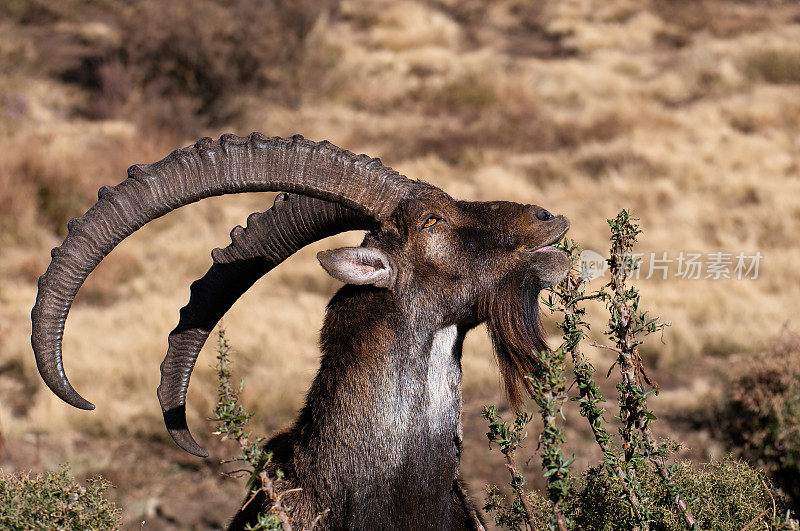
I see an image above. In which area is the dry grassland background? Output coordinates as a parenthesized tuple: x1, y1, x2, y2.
(1, 0, 800, 527)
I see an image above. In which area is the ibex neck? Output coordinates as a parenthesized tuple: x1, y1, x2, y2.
(292, 285, 464, 527)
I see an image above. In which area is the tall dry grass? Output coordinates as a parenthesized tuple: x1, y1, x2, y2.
(1, 0, 800, 525)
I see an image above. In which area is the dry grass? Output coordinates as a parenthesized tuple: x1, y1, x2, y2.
(2, 0, 800, 525)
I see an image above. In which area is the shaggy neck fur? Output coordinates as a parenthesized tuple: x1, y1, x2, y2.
(288, 285, 467, 529)
(232, 273, 545, 530)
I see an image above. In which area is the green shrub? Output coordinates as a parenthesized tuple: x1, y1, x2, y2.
(0, 467, 120, 530)
(746, 50, 800, 85)
(716, 335, 800, 509)
(515, 455, 797, 530)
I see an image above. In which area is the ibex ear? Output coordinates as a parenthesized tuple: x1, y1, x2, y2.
(317, 247, 395, 288)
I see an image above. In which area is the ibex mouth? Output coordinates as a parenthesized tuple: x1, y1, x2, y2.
(530, 245, 559, 253)
(523, 224, 570, 254)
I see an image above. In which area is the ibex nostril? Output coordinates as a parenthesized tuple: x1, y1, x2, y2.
(535, 208, 554, 221)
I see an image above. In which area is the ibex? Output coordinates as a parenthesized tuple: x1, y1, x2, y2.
(32, 134, 570, 529)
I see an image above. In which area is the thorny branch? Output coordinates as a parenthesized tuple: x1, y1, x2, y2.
(602, 211, 695, 529)
(213, 327, 327, 530)
(482, 406, 541, 531)
(533, 387, 570, 531)
(526, 355, 570, 531)
(505, 453, 539, 531)
(547, 253, 645, 525)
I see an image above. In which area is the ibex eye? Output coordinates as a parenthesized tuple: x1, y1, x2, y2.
(422, 216, 439, 229)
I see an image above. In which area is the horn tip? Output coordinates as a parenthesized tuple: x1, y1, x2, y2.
(34, 356, 96, 411)
(163, 406, 209, 458)
(169, 428, 209, 458)
(55, 385, 95, 410)
(76, 399, 96, 411)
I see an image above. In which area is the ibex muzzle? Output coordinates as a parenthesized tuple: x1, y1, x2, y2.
(32, 134, 570, 529)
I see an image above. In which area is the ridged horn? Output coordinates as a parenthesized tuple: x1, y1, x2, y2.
(158, 192, 374, 456)
(32, 133, 419, 413)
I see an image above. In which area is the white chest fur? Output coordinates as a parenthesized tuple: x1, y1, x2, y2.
(426, 325, 462, 436)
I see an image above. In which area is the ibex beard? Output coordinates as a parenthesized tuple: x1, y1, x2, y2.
(487, 266, 554, 409)
(31, 134, 570, 530)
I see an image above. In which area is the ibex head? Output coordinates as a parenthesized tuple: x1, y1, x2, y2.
(319, 187, 569, 406)
(32, 134, 569, 457)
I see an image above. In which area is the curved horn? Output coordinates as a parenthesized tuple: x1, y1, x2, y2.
(159, 192, 374, 456)
(32, 133, 419, 412)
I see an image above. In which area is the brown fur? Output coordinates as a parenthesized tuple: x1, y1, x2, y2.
(485, 270, 548, 409)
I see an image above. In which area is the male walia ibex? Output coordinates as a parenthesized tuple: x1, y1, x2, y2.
(32, 134, 571, 529)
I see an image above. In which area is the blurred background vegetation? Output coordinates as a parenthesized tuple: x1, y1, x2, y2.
(1, 0, 799, 527)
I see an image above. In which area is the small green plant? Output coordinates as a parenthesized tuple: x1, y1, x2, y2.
(482, 405, 545, 530)
(214, 327, 270, 475)
(213, 327, 291, 530)
(213, 327, 327, 531)
(483, 210, 799, 530)
(527, 343, 572, 531)
(0, 466, 120, 530)
(596, 210, 694, 528)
